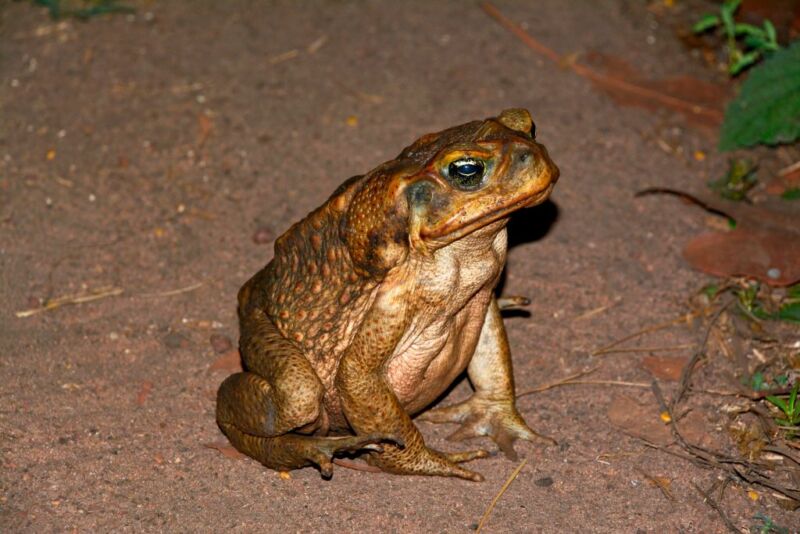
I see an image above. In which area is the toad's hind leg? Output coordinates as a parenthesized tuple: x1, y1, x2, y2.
(217, 381, 397, 477)
(216, 311, 398, 477)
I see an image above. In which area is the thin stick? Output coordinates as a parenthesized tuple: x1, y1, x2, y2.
(476, 459, 527, 534)
(564, 380, 650, 388)
(671, 300, 731, 411)
(139, 282, 203, 298)
(590, 313, 697, 356)
(636, 467, 675, 502)
(572, 302, 617, 322)
(480, 2, 724, 122)
(15, 286, 124, 318)
(693, 482, 743, 534)
(778, 159, 800, 177)
(517, 371, 649, 398)
(517, 367, 598, 398)
(594, 344, 694, 356)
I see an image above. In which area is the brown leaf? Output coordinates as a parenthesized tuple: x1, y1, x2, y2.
(607, 396, 671, 445)
(136, 380, 153, 406)
(203, 441, 246, 460)
(639, 189, 800, 287)
(641, 355, 689, 381)
(208, 349, 242, 373)
(684, 228, 800, 286)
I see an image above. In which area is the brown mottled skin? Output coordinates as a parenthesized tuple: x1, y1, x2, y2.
(216, 109, 559, 481)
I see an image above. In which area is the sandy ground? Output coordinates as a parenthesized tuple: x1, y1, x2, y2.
(1, 1, 797, 532)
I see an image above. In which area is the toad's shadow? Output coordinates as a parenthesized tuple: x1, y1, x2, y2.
(495, 198, 560, 316)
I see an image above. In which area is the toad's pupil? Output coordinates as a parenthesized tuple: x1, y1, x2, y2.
(448, 159, 485, 189)
(454, 163, 480, 176)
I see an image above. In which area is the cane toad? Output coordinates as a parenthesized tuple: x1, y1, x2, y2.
(217, 108, 559, 481)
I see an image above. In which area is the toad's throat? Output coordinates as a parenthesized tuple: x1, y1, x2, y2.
(421, 183, 554, 240)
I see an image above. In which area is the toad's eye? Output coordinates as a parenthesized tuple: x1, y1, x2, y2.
(447, 159, 485, 190)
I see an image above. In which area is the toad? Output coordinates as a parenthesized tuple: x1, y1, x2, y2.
(216, 108, 559, 481)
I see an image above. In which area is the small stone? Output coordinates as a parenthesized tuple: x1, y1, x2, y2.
(210, 333, 233, 354)
(252, 226, 274, 244)
(163, 331, 189, 349)
(534, 476, 554, 487)
(767, 267, 781, 279)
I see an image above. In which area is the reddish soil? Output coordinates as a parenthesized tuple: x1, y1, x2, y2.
(1, 1, 797, 532)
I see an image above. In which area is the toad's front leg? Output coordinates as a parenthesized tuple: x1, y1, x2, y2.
(419, 298, 555, 459)
(335, 288, 488, 482)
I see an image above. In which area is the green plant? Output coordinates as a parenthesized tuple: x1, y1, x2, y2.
(719, 42, 800, 151)
(34, 0, 134, 20)
(729, 281, 800, 324)
(693, 0, 779, 75)
(707, 158, 757, 201)
(766, 381, 800, 435)
(750, 512, 790, 534)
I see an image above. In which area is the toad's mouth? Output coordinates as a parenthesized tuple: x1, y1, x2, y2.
(421, 182, 555, 241)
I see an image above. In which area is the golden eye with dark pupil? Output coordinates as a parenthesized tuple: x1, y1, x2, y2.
(447, 159, 485, 190)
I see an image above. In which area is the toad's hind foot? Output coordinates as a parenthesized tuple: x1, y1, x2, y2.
(219, 422, 403, 479)
(419, 396, 556, 461)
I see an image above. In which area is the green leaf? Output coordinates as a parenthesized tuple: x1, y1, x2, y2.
(721, 0, 740, 36)
(719, 42, 800, 150)
(764, 20, 777, 45)
(767, 395, 789, 412)
(781, 188, 800, 200)
(743, 34, 767, 50)
(693, 14, 720, 33)
(775, 375, 789, 387)
(787, 284, 800, 299)
(734, 23, 765, 38)
(701, 284, 720, 298)
(778, 302, 800, 323)
(752, 371, 765, 391)
(729, 50, 760, 75)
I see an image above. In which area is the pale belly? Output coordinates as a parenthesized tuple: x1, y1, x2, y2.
(386, 290, 493, 415)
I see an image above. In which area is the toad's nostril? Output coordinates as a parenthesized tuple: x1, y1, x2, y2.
(519, 153, 529, 162)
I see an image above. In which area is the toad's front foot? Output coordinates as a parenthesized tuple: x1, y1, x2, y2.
(418, 397, 556, 460)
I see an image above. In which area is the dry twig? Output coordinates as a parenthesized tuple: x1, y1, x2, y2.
(138, 282, 203, 299)
(480, 2, 724, 122)
(593, 344, 694, 356)
(15, 286, 123, 318)
(693, 482, 743, 534)
(517, 368, 650, 398)
(671, 300, 732, 411)
(590, 313, 697, 356)
(476, 459, 527, 534)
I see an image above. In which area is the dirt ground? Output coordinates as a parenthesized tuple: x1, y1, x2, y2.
(1, 1, 798, 532)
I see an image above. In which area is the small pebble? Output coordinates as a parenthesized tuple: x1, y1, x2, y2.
(210, 333, 233, 354)
(534, 476, 554, 487)
(163, 331, 189, 349)
(767, 267, 780, 279)
(252, 226, 274, 244)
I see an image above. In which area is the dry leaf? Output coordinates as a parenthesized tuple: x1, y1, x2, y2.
(607, 396, 671, 445)
(641, 355, 689, 381)
(640, 189, 800, 286)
